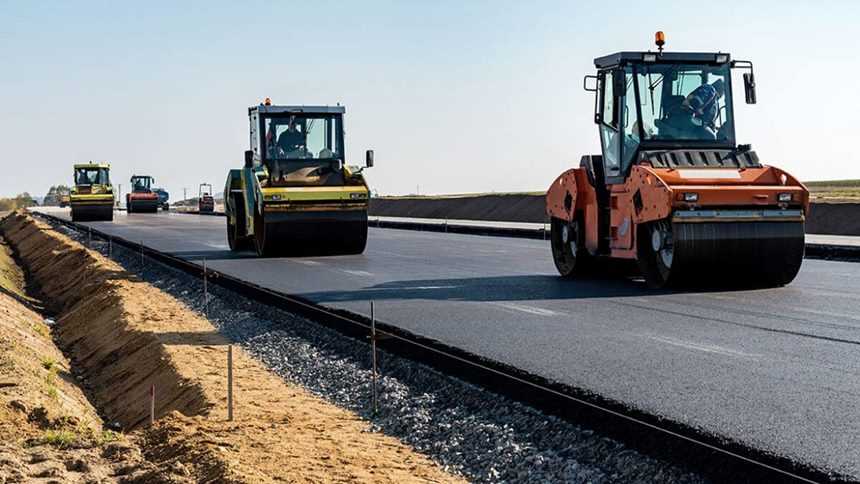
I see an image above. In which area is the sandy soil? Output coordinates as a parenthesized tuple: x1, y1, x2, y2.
(1, 212, 462, 483)
(0, 236, 183, 483)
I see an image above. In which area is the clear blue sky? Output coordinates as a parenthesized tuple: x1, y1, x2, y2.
(1, 0, 857, 199)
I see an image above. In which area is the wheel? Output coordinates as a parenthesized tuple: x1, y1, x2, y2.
(550, 217, 590, 277)
(637, 219, 674, 288)
(227, 219, 239, 251)
(253, 209, 270, 257)
(228, 195, 252, 252)
(227, 216, 252, 252)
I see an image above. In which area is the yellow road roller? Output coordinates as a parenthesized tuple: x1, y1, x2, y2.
(70, 162, 114, 222)
(225, 100, 374, 256)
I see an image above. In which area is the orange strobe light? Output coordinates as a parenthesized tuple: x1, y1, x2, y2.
(655, 31, 666, 52)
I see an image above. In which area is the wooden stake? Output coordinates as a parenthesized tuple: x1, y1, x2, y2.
(149, 383, 155, 426)
(202, 258, 208, 316)
(371, 301, 378, 415)
(227, 344, 234, 422)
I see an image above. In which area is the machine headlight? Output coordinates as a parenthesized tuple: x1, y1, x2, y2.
(350, 192, 367, 200)
(643, 53, 657, 63)
(683, 192, 699, 202)
(715, 54, 729, 63)
(266, 194, 281, 201)
(778, 193, 792, 202)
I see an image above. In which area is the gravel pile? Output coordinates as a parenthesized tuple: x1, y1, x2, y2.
(58, 226, 703, 483)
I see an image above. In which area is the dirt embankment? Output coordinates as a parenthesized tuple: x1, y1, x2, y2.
(370, 195, 860, 236)
(0, 236, 162, 483)
(1, 212, 462, 483)
(370, 194, 547, 224)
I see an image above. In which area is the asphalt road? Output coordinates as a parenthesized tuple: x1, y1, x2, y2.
(38, 208, 860, 478)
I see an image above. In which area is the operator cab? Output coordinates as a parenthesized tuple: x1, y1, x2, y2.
(587, 32, 757, 185)
(247, 102, 346, 187)
(75, 166, 110, 187)
(130, 175, 154, 193)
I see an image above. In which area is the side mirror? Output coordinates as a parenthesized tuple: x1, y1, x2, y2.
(583, 75, 598, 92)
(365, 149, 374, 168)
(743, 72, 757, 104)
(244, 150, 253, 168)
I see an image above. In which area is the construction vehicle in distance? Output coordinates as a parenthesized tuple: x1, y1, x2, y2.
(546, 33, 808, 288)
(126, 175, 159, 213)
(153, 187, 170, 210)
(225, 99, 373, 256)
(70, 162, 115, 222)
(198, 184, 214, 213)
(59, 193, 70, 208)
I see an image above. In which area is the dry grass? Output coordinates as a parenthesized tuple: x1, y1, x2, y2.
(805, 180, 860, 202)
(379, 181, 860, 202)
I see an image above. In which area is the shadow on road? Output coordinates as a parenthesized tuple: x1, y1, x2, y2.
(169, 250, 258, 261)
(301, 275, 666, 303)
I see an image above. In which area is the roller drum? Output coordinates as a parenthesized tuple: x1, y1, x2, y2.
(71, 203, 114, 222)
(255, 209, 368, 256)
(668, 221, 804, 287)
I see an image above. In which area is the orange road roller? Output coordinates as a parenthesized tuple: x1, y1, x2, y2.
(126, 175, 159, 213)
(546, 34, 809, 288)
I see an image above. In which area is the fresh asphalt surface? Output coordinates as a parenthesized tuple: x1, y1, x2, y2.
(40, 208, 860, 478)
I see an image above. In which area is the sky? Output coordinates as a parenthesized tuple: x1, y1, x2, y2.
(1, 0, 858, 200)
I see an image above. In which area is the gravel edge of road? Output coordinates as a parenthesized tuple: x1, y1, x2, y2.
(53, 225, 703, 484)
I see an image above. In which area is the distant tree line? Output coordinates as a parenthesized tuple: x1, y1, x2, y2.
(0, 193, 37, 211)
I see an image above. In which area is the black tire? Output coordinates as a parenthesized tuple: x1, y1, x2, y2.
(227, 219, 239, 251)
(637, 220, 674, 288)
(227, 195, 251, 252)
(550, 217, 593, 278)
(253, 209, 270, 257)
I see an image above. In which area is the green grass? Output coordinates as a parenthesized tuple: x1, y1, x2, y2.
(805, 179, 860, 188)
(97, 430, 120, 445)
(41, 358, 56, 371)
(36, 429, 77, 449)
(32, 323, 48, 338)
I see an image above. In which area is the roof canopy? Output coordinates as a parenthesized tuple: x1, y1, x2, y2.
(594, 51, 731, 69)
(74, 162, 110, 169)
(250, 105, 346, 115)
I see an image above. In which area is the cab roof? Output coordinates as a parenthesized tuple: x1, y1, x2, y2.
(74, 162, 110, 169)
(594, 51, 731, 69)
(249, 105, 346, 115)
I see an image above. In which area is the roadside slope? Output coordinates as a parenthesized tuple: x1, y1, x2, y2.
(0, 235, 167, 483)
(1, 212, 463, 483)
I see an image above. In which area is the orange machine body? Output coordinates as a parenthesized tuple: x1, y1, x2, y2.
(547, 162, 809, 261)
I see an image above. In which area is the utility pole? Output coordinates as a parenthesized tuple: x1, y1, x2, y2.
(183, 187, 187, 204)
